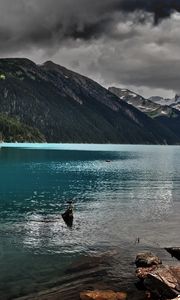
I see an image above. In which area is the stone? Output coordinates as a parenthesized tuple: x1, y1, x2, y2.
(165, 248, 180, 261)
(136, 265, 158, 279)
(135, 252, 162, 268)
(135, 252, 180, 299)
(80, 290, 127, 300)
(144, 265, 180, 299)
(116, 292, 127, 300)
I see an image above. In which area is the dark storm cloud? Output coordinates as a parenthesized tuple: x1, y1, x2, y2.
(0, 0, 180, 49)
(0, 0, 113, 52)
(119, 0, 180, 24)
(0, 0, 180, 96)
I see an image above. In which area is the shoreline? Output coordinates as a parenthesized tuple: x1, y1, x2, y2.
(12, 246, 179, 300)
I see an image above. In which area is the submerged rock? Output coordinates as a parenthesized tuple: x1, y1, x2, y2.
(135, 252, 162, 268)
(80, 290, 127, 300)
(61, 208, 73, 227)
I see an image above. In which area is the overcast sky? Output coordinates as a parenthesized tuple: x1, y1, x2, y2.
(0, 0, 180, 98)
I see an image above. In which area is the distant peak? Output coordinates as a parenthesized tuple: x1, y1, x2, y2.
(43, 60, 63, 68)
(175, 94, 180, 102)
(43, 60, 56, 67)
(42, 60, 68, 72)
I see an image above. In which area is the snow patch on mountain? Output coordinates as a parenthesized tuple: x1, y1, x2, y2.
(149, 94, 180, 111)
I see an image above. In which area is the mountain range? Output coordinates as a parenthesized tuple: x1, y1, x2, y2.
(0, 58, 179, 144)
(149, 95, 180, 111)
(109, 87, 180, 142)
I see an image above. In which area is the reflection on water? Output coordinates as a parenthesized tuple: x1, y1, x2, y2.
(0, 145, 180, 299)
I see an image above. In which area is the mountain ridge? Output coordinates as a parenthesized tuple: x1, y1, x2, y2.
(0, 58, 179, 144)
(109, 86, 180, 140)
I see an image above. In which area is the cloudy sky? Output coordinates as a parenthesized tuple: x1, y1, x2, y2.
(0, 0, 180, 98)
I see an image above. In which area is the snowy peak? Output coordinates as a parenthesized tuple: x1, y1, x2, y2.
(175, 94, 180, 103)
(109, 87, 142, 100)
(149, 96, 174, 106)
(109, 87, 161, 113)
(149, 94, 180, 111)
(109, 87, 180, 118)
(109, 86, 180, 142)
(171, 96, 180, 111)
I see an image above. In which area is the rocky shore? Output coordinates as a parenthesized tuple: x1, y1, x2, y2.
(135, 251, 180, 299)
(79, 251, 180, 300)
(15, 248, 180, 300)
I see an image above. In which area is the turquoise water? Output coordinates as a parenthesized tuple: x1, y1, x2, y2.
(0, 144, 180, 299)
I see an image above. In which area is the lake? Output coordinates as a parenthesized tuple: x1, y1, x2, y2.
(0, 144, 179, 299)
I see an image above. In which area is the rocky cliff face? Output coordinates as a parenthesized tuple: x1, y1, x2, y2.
(0, 58, 179, 144)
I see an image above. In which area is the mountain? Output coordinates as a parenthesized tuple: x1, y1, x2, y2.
(149, 94, 180, 111)
(0, 113, 45, 142)
(108, 88, 161, 114)
(108, 87, 178, 118)
(170, 94, 180, 111)
(0, 58, 179, 144)
(109, 87, 180, 140)
(149, 96, 174, 107)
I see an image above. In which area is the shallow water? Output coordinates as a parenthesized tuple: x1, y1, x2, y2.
(0, 144, 179, 299)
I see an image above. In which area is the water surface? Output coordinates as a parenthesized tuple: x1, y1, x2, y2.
(0, 144, 179, 299)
